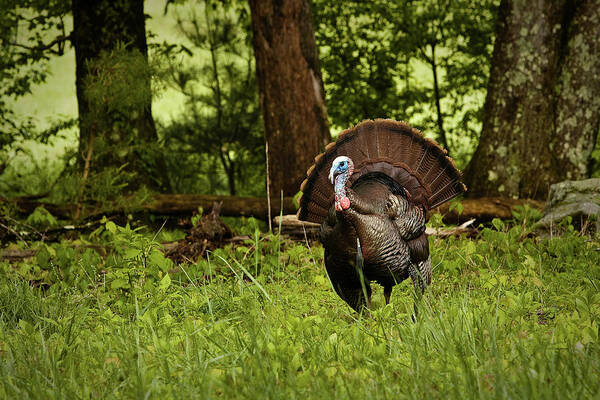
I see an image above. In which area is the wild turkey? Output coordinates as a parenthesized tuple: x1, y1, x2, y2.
(297, 119, 466, 311)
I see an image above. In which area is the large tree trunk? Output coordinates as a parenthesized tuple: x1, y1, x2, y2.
(249, 0, 331, 197)
(464, 0, 600, 200)
(72, 0, 170, 192)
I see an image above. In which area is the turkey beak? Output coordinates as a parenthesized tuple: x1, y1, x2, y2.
(328, 165, 337, 184)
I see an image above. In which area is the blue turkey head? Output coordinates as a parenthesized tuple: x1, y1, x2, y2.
(329, 156, 354, 184)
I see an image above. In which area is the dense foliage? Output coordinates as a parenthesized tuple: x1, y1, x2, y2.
(313, 0, 497, 165)
(0, 0, 501, 198)
(0, 0, 69, 138)
(0, 0, 71, 177)
(2, 0, 599, 199)
(158, 1, 264, 196)
(0, 215, 599, 398)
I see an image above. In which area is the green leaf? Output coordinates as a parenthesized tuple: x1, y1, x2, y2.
(491, 218, 505, 231)
(111, 278, 129, 290)
(36, 245, 52, 270)
(464, 241, 476, 256)
(124, 248, 140, 259)
(293, 191, 302, 208)
(449, 200, 464, 216)
(158, 273, 171, 291)
(106, 221, 117, 234)
(149, 250, 172, 272)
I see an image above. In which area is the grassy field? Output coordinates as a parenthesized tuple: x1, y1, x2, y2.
(0, 217, 599, 399)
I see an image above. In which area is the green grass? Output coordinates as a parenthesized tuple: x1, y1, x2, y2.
(0, 220, 599, 399)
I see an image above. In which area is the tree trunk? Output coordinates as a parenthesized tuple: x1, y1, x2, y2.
(464, 0, 600, 200)
(430, 44, 448, 152)
(72, 0, 170, 192)
(249, 0, 331, 197)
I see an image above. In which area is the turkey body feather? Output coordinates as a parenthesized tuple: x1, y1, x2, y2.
(298, 120, 465, 311)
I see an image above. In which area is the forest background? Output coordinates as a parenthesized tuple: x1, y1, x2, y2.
(2, 0, 598, 208)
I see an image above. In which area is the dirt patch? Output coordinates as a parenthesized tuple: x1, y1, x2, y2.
(165, 202, 233, 263)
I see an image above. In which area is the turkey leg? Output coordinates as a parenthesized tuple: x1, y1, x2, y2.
(355, 237, 371, 308)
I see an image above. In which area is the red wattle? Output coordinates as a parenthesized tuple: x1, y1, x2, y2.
(340, 197, 350, 210)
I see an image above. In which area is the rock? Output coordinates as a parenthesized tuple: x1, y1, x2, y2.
(534, 179, 600, 234)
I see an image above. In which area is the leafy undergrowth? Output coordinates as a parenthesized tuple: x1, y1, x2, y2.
(0, 219, 599, 399)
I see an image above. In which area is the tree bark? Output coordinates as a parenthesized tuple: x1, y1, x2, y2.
(249, 0, 331, 197)
(464, 0, 600, 200)
(72, 0, 170, 192)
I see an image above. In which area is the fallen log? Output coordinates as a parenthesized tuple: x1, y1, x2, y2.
(425, 219, 478, 238)
(0, 249, 37, 262)
(0, 243, 108, 263)
(433, 197, 544, 224)
(1, 194, 543, 223)
(0, 197, 73, 219)
(1, 194, 296, 221)
(0, 217, 112, 244)
(146, 194, 296, 219)
(274, 214, 320, 240)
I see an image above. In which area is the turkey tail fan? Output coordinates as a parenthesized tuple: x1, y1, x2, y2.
(297, 119, 466, 224)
